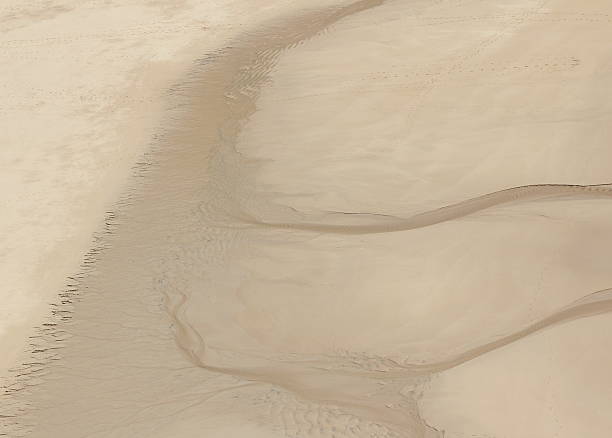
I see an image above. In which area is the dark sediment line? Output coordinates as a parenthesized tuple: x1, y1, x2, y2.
(232, 183, 612, 235)
(397, 288, 612, 374)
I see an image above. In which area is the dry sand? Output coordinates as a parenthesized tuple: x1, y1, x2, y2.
(2, 0, 612, 437)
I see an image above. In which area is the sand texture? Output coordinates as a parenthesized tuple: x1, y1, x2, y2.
(2, 0, 612, 437)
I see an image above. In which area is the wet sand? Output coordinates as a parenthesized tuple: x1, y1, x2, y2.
(3, 0, 612, 437)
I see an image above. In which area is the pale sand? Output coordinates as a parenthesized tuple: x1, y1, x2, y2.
(2, 0, 612, 437)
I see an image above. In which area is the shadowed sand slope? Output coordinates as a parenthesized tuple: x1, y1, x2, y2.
(3, 0, 612, 437)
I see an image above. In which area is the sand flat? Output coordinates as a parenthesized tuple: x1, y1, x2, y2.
(231, 1, 612, 434)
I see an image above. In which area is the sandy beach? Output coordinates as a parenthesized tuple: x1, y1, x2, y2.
(2, 0, 612, 436)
